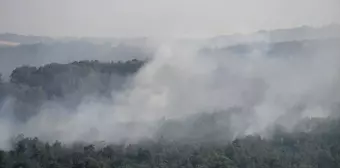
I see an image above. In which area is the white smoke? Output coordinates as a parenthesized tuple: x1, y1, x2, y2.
(1, 36, 340, 148)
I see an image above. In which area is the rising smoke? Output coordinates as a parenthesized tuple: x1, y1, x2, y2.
(1, 35, 340, 149)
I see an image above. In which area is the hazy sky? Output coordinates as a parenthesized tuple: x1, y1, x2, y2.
(0, 0, 339, 38)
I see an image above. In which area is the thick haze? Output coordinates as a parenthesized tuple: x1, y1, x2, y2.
(0, 0, 340, 149)
(1, 38, 340, 149)
(1, 0, 339, 38)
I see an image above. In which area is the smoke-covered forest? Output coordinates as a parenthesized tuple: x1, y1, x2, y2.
(0, 26, 339, 167)
(2, 0, 340, 166)
(1, 61, 340, 168)
(0, 60, 145, 122)
(3, 117, 340, 168)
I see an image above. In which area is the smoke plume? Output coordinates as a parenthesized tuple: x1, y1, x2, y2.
(1, 35, 340, 149)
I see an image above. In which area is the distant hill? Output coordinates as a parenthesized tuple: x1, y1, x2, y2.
(0, 33, 54, 45)
(201, 37, 340, 59)
(0, 41, 152, 79)
(3, 25, 339, 47)
(208, 24, 340, 47)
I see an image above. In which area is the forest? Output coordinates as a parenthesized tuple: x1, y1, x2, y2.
(1, 0, 340, 164)
(0, 60, 145, 121)
(0, 117, 340, 168)
(0, 27, 340, 167)
(0, 59, 340, 167)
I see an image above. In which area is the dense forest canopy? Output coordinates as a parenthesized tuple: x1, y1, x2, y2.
(0, 60, 145, 122)
(0, 117, 340, 168)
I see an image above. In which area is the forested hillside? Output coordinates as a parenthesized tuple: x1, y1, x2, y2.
(0, 59, 340, 168)
(0, 33, 340, 168)
(1, 0, 339, 164)
(0, 41, 151, 79)
(0, 60, 145, 121)
(0, 117, 340, 168)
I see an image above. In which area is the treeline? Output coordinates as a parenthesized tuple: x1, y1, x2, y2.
(0, 117, 339, 168)
(0, 41, 152, 78)
(9, 59, 144, 94)
(0, 59, 145, 121)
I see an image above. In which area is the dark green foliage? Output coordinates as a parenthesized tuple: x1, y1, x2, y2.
(10, 59, 144, 90)
(0, 60, 145, 121)
(0, 118, 339, 168)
